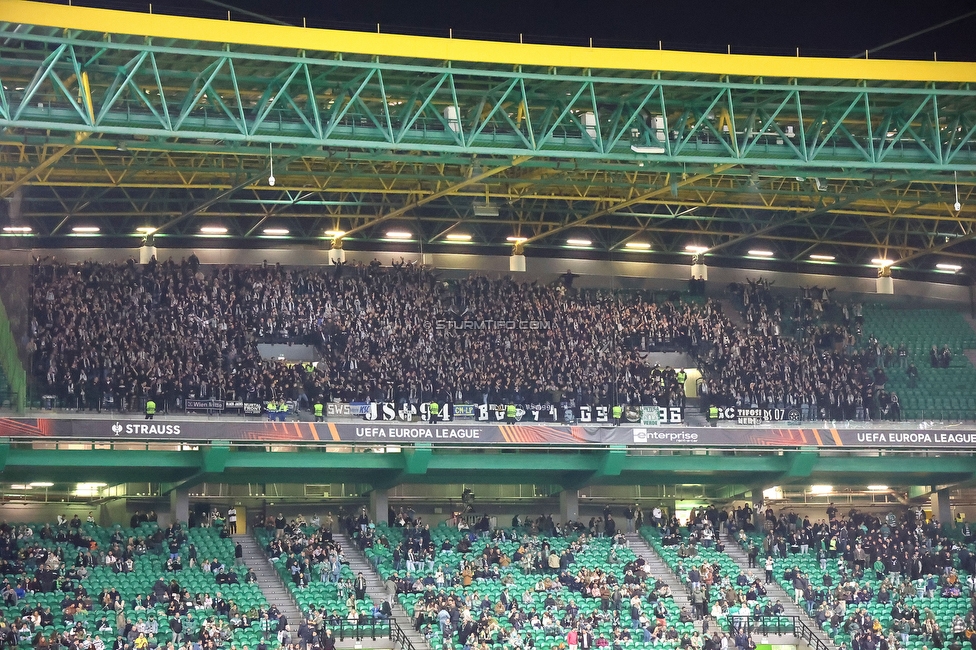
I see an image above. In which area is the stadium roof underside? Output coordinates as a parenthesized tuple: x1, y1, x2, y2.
(1, 1, 976, 277)
(2, 442, 974, 496)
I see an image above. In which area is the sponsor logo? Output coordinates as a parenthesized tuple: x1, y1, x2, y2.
(112, 423, 182, 436)
(633, 428, 700, 444)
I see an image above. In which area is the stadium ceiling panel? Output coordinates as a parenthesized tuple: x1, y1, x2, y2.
(0, 1, 975, 276)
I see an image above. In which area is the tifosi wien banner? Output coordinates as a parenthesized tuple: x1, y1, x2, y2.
(0, 418, 974, 448)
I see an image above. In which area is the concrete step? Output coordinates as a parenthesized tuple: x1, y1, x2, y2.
(624, 533, 700, 633)
(724, 539, 836, 649)
(233, 533, 305, 623)
(333, 533, 428, 650)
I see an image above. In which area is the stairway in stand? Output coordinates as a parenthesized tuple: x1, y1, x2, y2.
(723, 538, 836, 648)
(334, 531, 429, 650)
(233, 533, 304, 627)
(624, 533, 701, 633)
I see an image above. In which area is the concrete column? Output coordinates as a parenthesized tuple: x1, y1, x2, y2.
(930, 488, 952, 525)
(369, 488, 389, 527)
(559, 489, 580, 524)
(510, 254, 526, 272)
(752, 496, 765, 529)
(169, 488, 189, 527)
(877, 266, 894, 294)
(139, 245, 157, 264)
(328, 245, 345, 265)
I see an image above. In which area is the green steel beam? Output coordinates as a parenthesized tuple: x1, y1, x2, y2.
(1, 445, 975, 489)
(200, 441, 231, 474)
(1, 25, 975, 172)
(371, 443, 433, 490)
(785, 449, 821, 478)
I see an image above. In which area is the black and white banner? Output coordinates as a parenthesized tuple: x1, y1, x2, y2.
(712, 406, 801, 425)
(358, 402, 683, 424)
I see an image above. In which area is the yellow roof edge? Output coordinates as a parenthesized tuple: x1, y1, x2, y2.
(5, 0, 976, 83)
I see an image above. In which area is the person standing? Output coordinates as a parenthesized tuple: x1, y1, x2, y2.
(313, 400, 324, 422)
(145, 398, 156, 420)
(228, 507, 238, 534)
(354, 572, 367, 600)
(612, 404, 622, 426)
(675, 369, 688, 408)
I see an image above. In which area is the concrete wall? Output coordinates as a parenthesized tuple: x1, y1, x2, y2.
(1, 246, 969, 306)
(0, 502, 97, 526)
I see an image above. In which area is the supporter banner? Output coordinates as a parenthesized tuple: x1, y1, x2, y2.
(0, 418, 974, 448)
(243, 403, 262, 416)
(453, 404, 476, 419)
(360, 402, 683, 424)
(327, 402, 372, 417)
(713, 406, 802, 425)
(184, 399, 224, 411)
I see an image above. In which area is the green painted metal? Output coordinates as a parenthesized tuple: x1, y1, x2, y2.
(2, 444, 972, 492)
(0, 298, 26, 413)
(785, 449, 820, 478)
(1, 26, 975, 172)
(201, 441, 231, 474)
(402, 443, 432, 476)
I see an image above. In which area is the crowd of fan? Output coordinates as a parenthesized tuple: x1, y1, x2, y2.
(29, 260, 943, 419)
(702, 279, 903, 420)
(0, 518, 273, 650)
(257, 504, 764, 650)
(28, 260, 713, 411)
(744, 504, 976, 650)
(359, 512, 755, 650)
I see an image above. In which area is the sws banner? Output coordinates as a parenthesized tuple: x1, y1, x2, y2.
(0, 418, 974, 448)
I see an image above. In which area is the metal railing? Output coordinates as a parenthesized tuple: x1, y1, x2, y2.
(391, 617, 418, 650)
(725, 615, 833, 650)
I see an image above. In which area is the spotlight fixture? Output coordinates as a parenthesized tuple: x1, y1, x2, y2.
(268, 143, 276, 187)
(954, 171, 962, 212)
